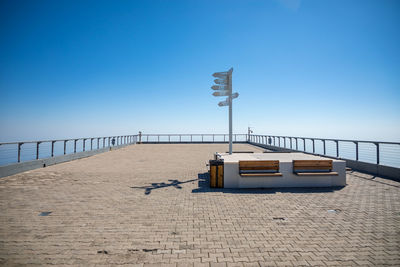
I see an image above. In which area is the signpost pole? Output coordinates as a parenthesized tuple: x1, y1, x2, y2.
(211, 67, 237, 155)
(228, 71, 233, 155)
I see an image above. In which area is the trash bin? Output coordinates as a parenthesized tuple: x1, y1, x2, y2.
(209, 159, 224, 188)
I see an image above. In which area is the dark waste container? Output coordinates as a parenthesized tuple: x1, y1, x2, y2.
(209, 159, 224, 188)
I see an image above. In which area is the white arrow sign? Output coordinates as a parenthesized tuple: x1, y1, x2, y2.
(211, 85, 228, 90)
(212, 90, 230, 97)
(214, 78, 227, 85)
(232, 92, 239, 99)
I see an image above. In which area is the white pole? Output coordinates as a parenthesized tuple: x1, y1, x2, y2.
(228, 70, 233, 154)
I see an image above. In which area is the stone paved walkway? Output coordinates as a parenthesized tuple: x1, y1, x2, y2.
(0, 144, 399, 266)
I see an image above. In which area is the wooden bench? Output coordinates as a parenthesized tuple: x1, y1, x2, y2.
(239, 160, 282, 177)
(292, 160, 338, 176)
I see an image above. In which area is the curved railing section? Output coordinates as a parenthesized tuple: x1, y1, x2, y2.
(249, 134, 400, 169)
(0, 135, 138, 167)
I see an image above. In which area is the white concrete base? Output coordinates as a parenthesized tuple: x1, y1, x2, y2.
(219, 153, 346, 188)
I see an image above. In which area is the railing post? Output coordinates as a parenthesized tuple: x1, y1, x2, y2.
(335, 140, 339, 158)
(51, 141, 55, 157)
(323, 140, 326, 155)
(273, 137, 276, 146)
(202, 134, 204, 142)
(18, 142, 22, 162)
(284, 137, 286, 148)
(36, 142, 40, 159)
(103, 137, 105, 148)
(289, 137, 292, 149)
(91, 138, 93, 150)
(295, 138, 298, 150)
(180, 135, 182, 142)
(354, 141, 358, 161)
(312, 139, 315, 153)
(213, 134, 214, 142)
(278, 137, 281, 147)
(158, 135, 160, 142)
(191, 135, 192, 142)
(169, 135, 171, 143)
(74, 140, 77, 153)
(375, 143, 380, 165)
(97, 138, 99, 149)
(83, 139, 86, 151)
(64, 140, 67, 155)
(303, 138, 306, 151)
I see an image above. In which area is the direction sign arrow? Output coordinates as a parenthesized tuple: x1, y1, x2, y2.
(212, 90, 230, 97)
(214, 78, 227, 85)
(218, 100, 229, 107)
(211, 85, 228, 90)
(232, 92, 239, 99)
(213, 72, 228, 78)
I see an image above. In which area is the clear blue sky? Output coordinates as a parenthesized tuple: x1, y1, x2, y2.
(1, 0, 399, 142)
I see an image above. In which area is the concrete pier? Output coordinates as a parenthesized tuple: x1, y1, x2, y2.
(0, 144, 399, 266)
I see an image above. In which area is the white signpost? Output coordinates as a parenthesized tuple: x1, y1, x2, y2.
(211, 68, 239, 155)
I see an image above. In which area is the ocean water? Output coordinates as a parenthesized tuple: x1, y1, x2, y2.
(0, 134, 399, 168)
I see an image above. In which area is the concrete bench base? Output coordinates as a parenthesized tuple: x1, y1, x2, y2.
(219, 152, 346, 188)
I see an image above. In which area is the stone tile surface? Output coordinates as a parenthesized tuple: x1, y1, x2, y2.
(0, 144, 399, 266)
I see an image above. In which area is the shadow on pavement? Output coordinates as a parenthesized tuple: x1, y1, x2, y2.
(131, 178, 198, 195)
(192, 172, 345, 194)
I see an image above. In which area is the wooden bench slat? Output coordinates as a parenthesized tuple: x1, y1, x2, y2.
(241, 173, 283, 177)
(293, 166, 331, 170)
(293, 160, 332, 163)
(293, 161, 332, 166)
(239, 161, 279, 167)
(239, 160, 281, 177)
(292, 160, 337, 176)
(240, 166, 280, 170)
(295, 172, 338, 176)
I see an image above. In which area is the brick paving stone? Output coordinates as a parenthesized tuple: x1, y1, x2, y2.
(0, 143, 399, 266)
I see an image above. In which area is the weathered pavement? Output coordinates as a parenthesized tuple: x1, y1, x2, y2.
(0, 143, 399, 266)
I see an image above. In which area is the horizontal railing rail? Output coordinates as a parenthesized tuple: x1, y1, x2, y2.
(0, 135, 138, 166)
(139, 133, 248, 143)
(249, 134, 400, 168)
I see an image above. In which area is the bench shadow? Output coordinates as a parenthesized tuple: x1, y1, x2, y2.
(192, 172, 345, 194)
(131, 178, 198, 195)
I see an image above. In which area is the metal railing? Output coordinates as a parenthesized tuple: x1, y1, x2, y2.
(0, 135, 138, 166)
(249, 134, 400, 168)
(2, 132, 398, 169)
(139, 133, 248, 143)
